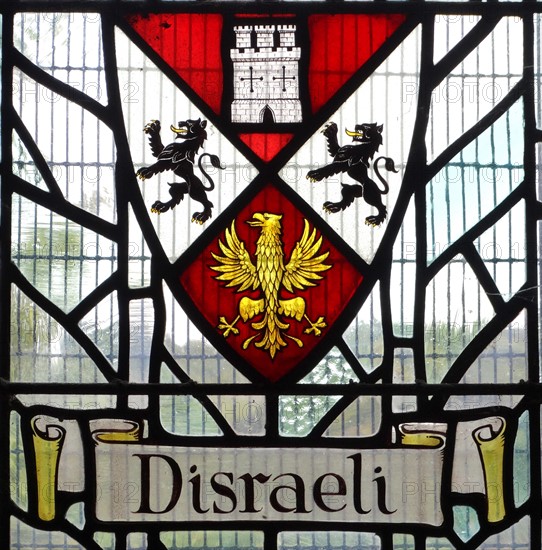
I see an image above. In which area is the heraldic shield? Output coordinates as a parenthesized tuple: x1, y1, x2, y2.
(123, 10, 406, 382)
(179, 185, 364, 382)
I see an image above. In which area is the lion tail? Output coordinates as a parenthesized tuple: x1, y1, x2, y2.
(373, 156, 398, 195)
(198, 153, 225, 191)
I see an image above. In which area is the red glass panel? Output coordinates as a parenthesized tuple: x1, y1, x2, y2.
(308, 14, 407, 113)
(180, 184, 364, 382)
(127, 13, 224, 114)
(238, 133, 295, 162)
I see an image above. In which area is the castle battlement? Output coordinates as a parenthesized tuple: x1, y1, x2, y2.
(276, 47, 300, 54)
(256, 26, 274, 48)
(233, 26, 252, 49)
(231, 48, 300, 61)
(277, 24, 295, 47)
(254, 25, 275, 33)
(230, 22, 302, 124)
(232, 23, 299, 51)
(233, 25, 253, 33)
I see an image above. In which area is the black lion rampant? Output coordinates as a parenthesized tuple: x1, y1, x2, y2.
(306, 122, 398, 226)
(136, 118, 224, 224)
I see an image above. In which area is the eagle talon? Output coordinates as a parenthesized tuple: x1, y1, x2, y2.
(218, 316, 240, 338)
(304, 315, 327, 337)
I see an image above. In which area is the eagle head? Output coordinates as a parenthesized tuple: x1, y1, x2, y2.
(247, 212, 283, 231)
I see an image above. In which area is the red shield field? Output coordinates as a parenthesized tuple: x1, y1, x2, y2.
(179, 184, 364, 382)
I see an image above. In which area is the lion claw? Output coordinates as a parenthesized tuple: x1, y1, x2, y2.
(143, 119, 160, 134)
(137, 167, 153, 180)
(191, 212, 211, 224)
(323, 202, 341, 214)
(151, 201, 172, 214)
(322, 122, 337, 136)
(365, 216, 384, 226)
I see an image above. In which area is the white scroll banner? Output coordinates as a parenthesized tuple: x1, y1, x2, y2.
(93, 434, 445, 525)
(30, 415, 507, 525)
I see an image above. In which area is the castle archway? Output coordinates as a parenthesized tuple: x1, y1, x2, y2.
(260, 105, 275, 124)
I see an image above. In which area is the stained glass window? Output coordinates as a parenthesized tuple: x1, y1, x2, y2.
(1, 1, 541, 549)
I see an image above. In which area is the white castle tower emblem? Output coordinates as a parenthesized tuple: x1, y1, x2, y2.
(230, 24, 302, 124)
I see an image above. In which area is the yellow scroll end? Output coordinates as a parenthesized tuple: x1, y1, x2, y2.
(93, 420, 141, 443)
(473, 418, 506, 523)
(32, 418, 66, 522)
(399, 424, 446, 448)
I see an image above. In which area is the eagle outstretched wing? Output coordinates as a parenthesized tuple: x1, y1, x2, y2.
(283, 220, 332, 293)
(210, 221, 259, 292)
